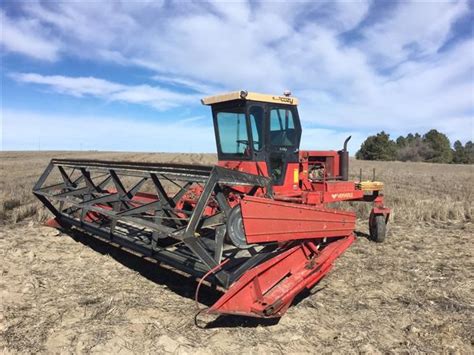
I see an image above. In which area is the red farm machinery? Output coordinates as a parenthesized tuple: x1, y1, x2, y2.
(33, 91, 390, 318)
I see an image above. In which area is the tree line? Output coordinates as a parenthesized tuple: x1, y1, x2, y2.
(355, 129, 473, 164)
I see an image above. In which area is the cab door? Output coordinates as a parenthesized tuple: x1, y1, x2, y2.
(266, 106, 301, 185)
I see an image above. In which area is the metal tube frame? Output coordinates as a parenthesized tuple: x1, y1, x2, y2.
(33, 159, 275, 288)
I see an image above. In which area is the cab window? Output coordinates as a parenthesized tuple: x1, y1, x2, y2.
(216, 110, 249, 155)
(269, 108, 297, 146)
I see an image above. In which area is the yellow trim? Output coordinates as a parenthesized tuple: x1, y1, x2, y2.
(357, 181, 384, 191)
(201, 91, 299, 106)
(293, 168, 299, 184)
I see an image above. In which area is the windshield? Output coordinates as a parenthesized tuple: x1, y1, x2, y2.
(269, 108, 297, 146)
(216, 110, 249, 155)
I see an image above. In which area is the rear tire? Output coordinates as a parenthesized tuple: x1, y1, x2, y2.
(369, 214, 386, 243)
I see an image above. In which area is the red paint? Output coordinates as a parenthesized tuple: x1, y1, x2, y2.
(45, 217, 62, 228)
(240, 196, 356, 243)
(208, 234, 355, 317)
(206, 150, 390, 317)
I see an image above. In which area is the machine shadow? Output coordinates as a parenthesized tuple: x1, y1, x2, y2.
(203, 285, 327, 328)
(62, 228, 221, 307)
(355, 230, 371, 240)
(57, 228, 334, 329)
(60, 229, 284, 328)
(203, 314, 280, 328)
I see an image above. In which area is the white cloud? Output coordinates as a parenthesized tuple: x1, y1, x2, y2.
(209, 0, 251, 24)
(11, 73, 200, 110)
(11, 73, 122, 96)
(329, 0, 372, 32)
(1, 0, 472, 149)
(24, 2, 139, 50)
(0, 10, 60, 61)
(297, 38, 474, 140)
(361, 0, 469, 67)
(151, 74, 220, 95)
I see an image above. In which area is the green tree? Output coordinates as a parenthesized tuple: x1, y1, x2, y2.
(358, 130, 471, 164)
(422, 129, 452, 163)
(396, 136, 407, 148)
(465, 141, 474, 164)
(452, 140, 465, 163)
(453, 140, 474, 164)
(396, 133, 427, 161)
(356, 131, 397, 161)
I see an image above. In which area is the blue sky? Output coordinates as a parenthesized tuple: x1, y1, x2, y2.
(1, 0, 473, 153)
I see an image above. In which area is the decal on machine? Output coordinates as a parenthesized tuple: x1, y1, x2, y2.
(331, 192, 354, 199)
(272, 96, 294, 104)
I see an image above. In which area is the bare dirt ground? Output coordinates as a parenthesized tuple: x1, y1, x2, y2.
(1, 152, 473, 353)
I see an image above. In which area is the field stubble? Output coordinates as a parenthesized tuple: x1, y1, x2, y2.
(1, 151, 472, 225)
(0, 151, 473, 353)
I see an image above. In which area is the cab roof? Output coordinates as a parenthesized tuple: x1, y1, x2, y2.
(201, 91, 299, 106)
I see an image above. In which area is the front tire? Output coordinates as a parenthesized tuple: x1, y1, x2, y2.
(369, 214, 386, 243)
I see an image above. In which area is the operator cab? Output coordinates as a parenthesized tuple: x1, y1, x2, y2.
(202, 90, 302, 185)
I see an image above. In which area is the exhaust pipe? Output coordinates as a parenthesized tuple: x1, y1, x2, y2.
(339, 136, 351, 181)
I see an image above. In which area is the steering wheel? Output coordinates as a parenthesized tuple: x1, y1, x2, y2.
(236, 140, 259, 156)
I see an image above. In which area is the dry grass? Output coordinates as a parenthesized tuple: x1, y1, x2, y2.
(0, 151, 216, 225)
(1, 151, 472, 225)
(350, 159, 473, 224)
